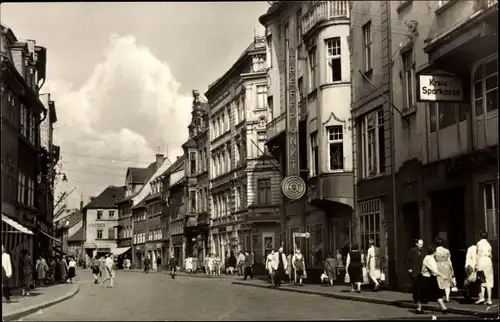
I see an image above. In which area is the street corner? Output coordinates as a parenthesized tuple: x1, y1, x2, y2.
(2, 283, 80, 322)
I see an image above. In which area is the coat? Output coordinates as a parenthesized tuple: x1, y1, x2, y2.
(405, 247, 424, 279)
(324, 257, 338, 280)
(271, 252, 288, 271)
(36, 258, 48, 280)
(2, 252, 12, 279)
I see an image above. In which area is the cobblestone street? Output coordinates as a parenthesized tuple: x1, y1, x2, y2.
(19, 269, 470, 320)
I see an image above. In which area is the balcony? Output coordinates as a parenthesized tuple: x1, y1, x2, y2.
(266, 113, 286, 142)
(302, 1, 349, 36)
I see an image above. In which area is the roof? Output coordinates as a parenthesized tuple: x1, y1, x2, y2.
(68, 226, 84, 242)
(55, 210, 83, 230)
(131, 193, 150, 210)
(84, 185, 126, 210)
(127, 167, 150, 184)
(160, 155, 185, 177)
(117, 192, 139, 204)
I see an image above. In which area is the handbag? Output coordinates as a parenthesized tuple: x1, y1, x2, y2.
(344, 272, 350, 283)
(362, 267, 370, 285)
(380, 272, 386, 282)
(451, 276, 458, 292)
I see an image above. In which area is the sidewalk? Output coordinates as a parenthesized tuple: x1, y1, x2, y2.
(2, 283, 79, 321)
(232, 279, 499, 318)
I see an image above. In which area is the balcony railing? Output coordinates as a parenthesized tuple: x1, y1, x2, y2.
(302, 1, 349, 36)
(266, 113, 286, 142)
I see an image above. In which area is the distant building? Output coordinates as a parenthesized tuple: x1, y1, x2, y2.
(53, 209, 83, 255)
(82, 185, 126, 258)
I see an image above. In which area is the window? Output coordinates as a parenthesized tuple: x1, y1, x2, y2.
(359, 199, 381, 251)
(109, 210, 115, 218)
(257, 179, 272, 205)
(310, 132, 319, 176)
(298, 77, 304, 99)
(17, 171, 26, 204)
(204, 148, 209, 171)
(309, 47, 317, 90)
(20, 103, 28, 138)
(239, 97, 246, 122)
(190, 190, 196, 213)
(327, 126, 344, 170)
(429, 103, 469, 132)
(360, 109, 385, 178)
(257, 85, 266, 109)
(363, 22, 372, 71)
(190, 151, 197, 175)
(3, 150, 15, 201)
(326, 38, 342, 82)
(97, 211, 103, 219)
(257, 132, 266, 155)
(296, 8, 302, 44)
(29, 112, 36, 145)
(27, 177, 34, 207)
(97, 229, 103, 239)
(484, 182, 498, 237)
(309, 223, 324, 268)
(235, 186, 241, 210)
(402, 49, 415, 109)
(108, 228, 115, 240)
(266, 34, 273, 68)
(267, 96, 273, 116)
(473, 57, 498, 117)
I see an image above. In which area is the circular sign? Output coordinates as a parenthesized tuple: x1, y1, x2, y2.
(281, 176, 306, 200)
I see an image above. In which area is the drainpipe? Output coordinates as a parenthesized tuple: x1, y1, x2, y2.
(387, 2, 399, 290)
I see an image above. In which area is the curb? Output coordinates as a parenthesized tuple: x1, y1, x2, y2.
(231, 281, 497, 318)
(3, 284, 80, 321)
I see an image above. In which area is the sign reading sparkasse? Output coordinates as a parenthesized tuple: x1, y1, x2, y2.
(418, 74, 464, 102)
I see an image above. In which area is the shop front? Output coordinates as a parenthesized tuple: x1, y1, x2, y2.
(171, 235, 184, 269)
(134, 244, 144, 268)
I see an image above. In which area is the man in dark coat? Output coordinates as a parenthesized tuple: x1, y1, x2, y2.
(405, 239, 424, 303)
(144, 256, 151, 274)
(169, 256, 177, 279)
(243, 252, 254, 280)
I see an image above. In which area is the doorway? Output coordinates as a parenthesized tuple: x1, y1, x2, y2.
(430, 187, 466, 288)
(402, 202, 420, 252)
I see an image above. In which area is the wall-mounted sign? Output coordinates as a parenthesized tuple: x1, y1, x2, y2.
(417, 74, 464, 102)
(88, 223, 105, 228)
(287, 48, 299, 176)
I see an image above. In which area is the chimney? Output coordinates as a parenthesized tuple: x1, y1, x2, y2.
(156, 154, 164, 170)
(80, 200, 83, 211)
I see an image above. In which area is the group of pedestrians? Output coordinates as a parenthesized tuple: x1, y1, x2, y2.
(143, 255, 178, 278)
(264, 247, 306, 287)
(406, 231, 494, 314)
(90, 253, 115, 287)
(2, 245, 77, 303)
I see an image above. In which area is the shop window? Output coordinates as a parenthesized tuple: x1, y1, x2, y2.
(484, 182, 498, 237)
(358, 199, 382, 252)
(309, 223, 324, 268)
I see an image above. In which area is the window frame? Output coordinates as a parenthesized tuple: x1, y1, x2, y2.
(308, 46, 317, 91)
(256, 85, 267, 110)
(266, 34, 273, 69)
(257, 178, 272, 205)
(483, 182, 498, 238)
(362, 22, 373, 72)
(472, 56, 498, 119)
(97, 229, 103, 239)
(310, 131, 319, 176)
(325, 37, 342, 83)
(402, 49, 416, 109)
(296, 8, 302, 44)
(327, 125, 344, 171)
(360, 109, 385, 178)
(97, 210, 103, 220)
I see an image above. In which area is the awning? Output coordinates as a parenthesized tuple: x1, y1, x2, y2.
(37, 228, 62, 244)
(112, 247, 131, 256)
(1, 214, 34, 235)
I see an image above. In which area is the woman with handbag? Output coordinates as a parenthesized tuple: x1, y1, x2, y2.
(475, 231, 494, 305)
(366, 239, 381, 291)
(324, 253, 338, 286)
(434, 237, 454, 303)
(346, 244, 364, 293)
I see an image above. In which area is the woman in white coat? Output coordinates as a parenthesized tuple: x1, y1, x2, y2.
(272, 247, 288, 288)
(476, 231, 494, 305)
(266, 249, 275, 283)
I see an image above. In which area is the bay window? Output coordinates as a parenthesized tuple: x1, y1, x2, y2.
(326, 37, 342, 82)
(359, 109, 385, 178)
(327, 126, 344, 171)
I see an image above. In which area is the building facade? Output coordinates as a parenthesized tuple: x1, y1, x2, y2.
(82, 185, 125, 258)
(166, 165, 186, 267)
(1, 25, 60, 287)
(182, 90, 211, 265)
(131, 154, 171, 268)
(350, 0, 498, 290)
(259, 1, 354, 275)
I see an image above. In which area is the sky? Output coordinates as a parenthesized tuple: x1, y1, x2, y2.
(1, 2, 269, 210)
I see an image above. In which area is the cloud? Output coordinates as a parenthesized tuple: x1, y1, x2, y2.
(48, 34, 192, 207)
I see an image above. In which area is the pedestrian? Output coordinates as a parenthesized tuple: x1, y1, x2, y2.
(250, 252, 255, 276)
(124, 257, 131, 270)
(99, 257, 106, 278)
(227, 252, 236, 275)
(406, 239, 424, 303)
(286, 253, 292, 283)
(292, 249, 306, 286)
(91, 256, 101, 284)
(346, 244, 364, 293)
(144, 255, 151, 274)
(68, 257, 77, 283)
(36, 254, 48, 287)
(156, 256, 162, 271)
(366, 239, 381, 291)
(20, 249, 33, 296)
(169, 255, 177, 279)
(243, 252, 253, 280)
(434, 237, 454, 303)
(236, 251, 245, 276)
(271, 247, 287, 288)
(415, 246, 448, 314)
(266, 249, 275, 283)
(2, 245, 13, 303)
(47, 256, 56, 284)
(100, 254, 115, 288)
(58, 255, 68, 283)
(324, 253, 338, 286)
(464, 237, 480, 301)
(336, 249, 344, 267)
(475, 230, 494, 305)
